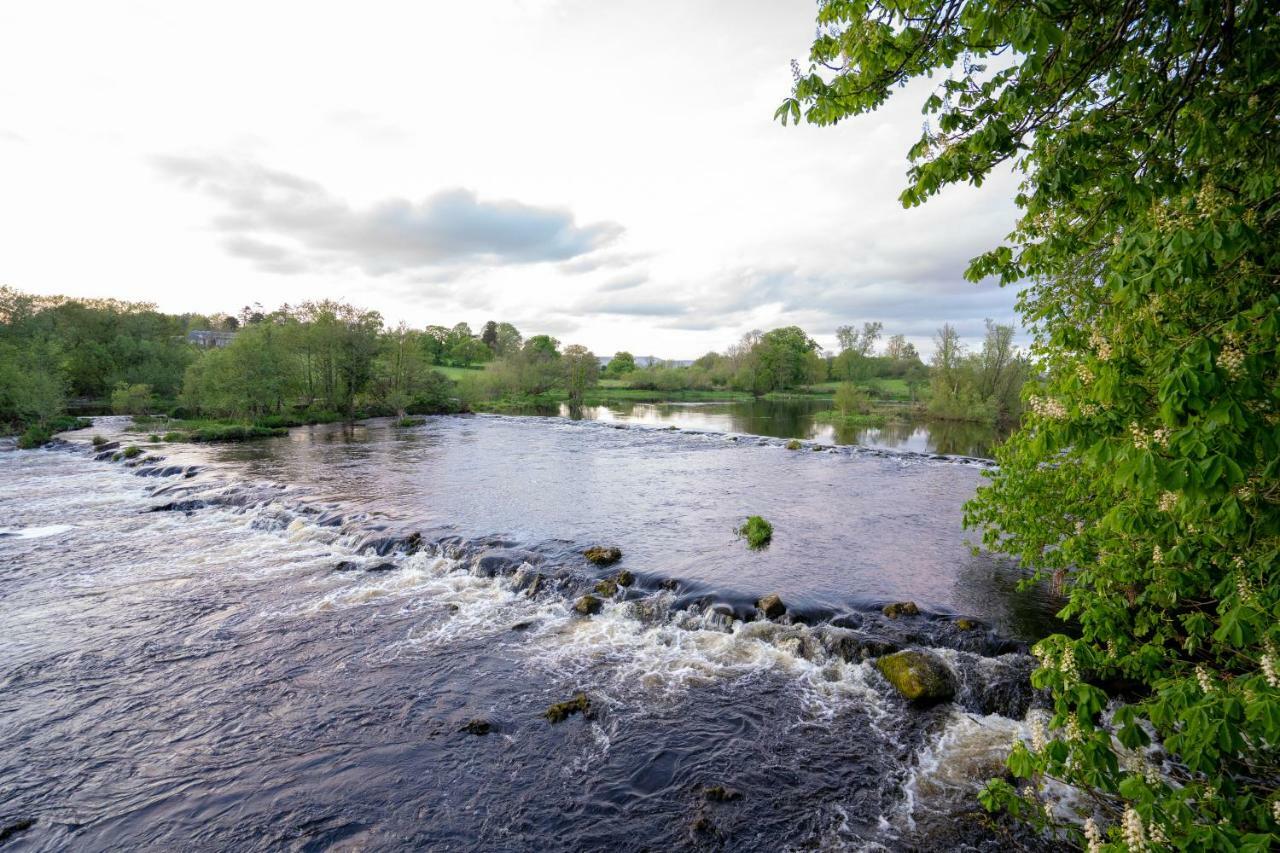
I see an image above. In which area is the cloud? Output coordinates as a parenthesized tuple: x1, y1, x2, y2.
(597, 271, 649, 292)
(153, 155, 624, 275)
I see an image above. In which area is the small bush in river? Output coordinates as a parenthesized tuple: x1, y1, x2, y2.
(121, 445, 142, 459)
(162, 431, 185, 442)
(91, 435, 107, 447)
(737, 515, 773, 549)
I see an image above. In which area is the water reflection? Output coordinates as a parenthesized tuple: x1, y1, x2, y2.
(548, 399, 1007, 458)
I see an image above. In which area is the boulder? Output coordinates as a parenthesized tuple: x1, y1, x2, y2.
(875, 650, 956, 705)
(595, 578, 619, 596)
(615, 570, 635, 587)
(574, 594, 603, 615)
(882, 601, 920, 619)
(584, 546, 622, 566)
(785, 439, 802, 450)
(955, 618, 978, 631)
(658, 578, 679, 591)
(757, 593, 786, 619)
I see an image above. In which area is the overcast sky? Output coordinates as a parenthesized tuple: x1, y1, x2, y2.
(0, 0, 1024, 359)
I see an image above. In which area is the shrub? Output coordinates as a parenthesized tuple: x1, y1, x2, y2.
(121, 445, 142, 459)
(188, 425, 287, 443)
(162, 431, 185, 442)
(785, 439, 802, 450)
(17, 425, 52, 449)
(737, 515, 773, 549)
(91, 434, 107, 447)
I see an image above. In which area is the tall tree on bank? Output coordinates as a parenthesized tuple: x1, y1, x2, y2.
(783, 1, 1279, 848)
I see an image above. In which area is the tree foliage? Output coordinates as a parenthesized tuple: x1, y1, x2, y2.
(784, 0, 1279, 847)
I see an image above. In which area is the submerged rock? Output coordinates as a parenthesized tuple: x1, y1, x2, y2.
(544, 692, 591, 723)
(365, 562, 398, 573)
(955, 617, 979, 631)
(882, 601, 920, 619)
(0, 819, 35, 844)
(875, 650, 956, 705)
(658, 578, 679, 591)
(702, 785, 743, 802)
(594, 578, 619, 596)
(460, 718, 492, 735)
(785, 439, 802, 450)
(574, 594, 603, 615)
(756, 593, 786, 619)
(615, 569, 634, 587)
(584, 546, 622, 566)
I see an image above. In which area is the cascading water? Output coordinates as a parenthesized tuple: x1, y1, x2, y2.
(0, 415, 1069, 850)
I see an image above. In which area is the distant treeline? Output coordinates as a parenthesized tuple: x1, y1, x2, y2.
(0, 286, 1030, 445)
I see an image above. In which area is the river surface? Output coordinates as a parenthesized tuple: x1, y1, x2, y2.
(537, 399, 1006, 459)
(0, 415, 1063, 851)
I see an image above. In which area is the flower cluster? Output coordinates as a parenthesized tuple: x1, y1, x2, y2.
(1130, 423, 1171, 450)
(1076, 363, 1095, 384)
(1029, 395, 1067, 420)
(1218, 342, 1246, 380)
(1157, 491, 1177, 512)
(1196, 178, 1230, 218)
(1123, 805, 1147, 850)
(1196, 664, 1214, 693)
(1088, 328, 1112, 361)
(1083, 817, 1103, 853)
(1151, 544, 1163, 565)
(1263, 643, 1280, 689)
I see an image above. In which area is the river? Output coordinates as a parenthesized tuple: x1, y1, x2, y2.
(0, 413, 1063, 851)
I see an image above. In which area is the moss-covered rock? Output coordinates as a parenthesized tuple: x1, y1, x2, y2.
(757, 593, 786, 619)
(122, 445, 142, 459)
(544, 692, 591, 723)
(785, 439, 802, 450)
(875, 650, 956, 705)
(615, 569, 634, 587)
(955, 618, 979, 631)
(574, 594, 603, 615)
(584, 546, 622, 565)
(594, 578, 619, 597)
(882, 601, 920, 619)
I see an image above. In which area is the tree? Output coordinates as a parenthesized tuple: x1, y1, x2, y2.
(450, 336, 491, 368)
(561, 345, 599, 404)
(480, 320, 499, 352)
(494, 322, 523, 357)
(110, 382, 154, 416)
(783, 1, 1280, 847)
(523, 335, 560, 360)
(753, 326, 820, 392)
(606, 351, 636, 377)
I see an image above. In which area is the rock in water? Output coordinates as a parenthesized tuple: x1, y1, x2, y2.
(574, 594, 603, 615)
(594, 578, 619, 596)
(955, 617, 978, 631)
(461, 719, 492, 735)
(702, 785, 742, 802)
(584, 546, 622, 566)
(882, 601, 920, 619)
(615, 569, 634, 587)
(757, 593, 785, 619)
(544, 693, 591, 723)
(875, 650, 956, 705)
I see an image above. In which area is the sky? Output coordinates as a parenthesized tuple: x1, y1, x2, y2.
(0, 0, 1025, 359)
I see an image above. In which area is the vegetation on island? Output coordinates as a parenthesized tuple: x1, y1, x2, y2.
(784, 0, 1279, 847)
(737, 515, 774, 550)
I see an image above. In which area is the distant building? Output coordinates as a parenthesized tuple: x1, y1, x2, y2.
(187, 330, 237, 348)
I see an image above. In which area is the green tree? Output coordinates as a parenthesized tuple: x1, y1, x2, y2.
(754, 326, 820, 392)
(784, 0, 1280, 847)
(450, 336, 491, 368)
(606, 350, 636, 377)
(110, 382, 154, 416)
(494, 322, 523, 357)
(480, 320, 499, 352)
(561, 344, 599, 404)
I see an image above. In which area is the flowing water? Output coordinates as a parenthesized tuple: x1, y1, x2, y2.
(538, 399, 1007, 459)
(0, 415, 1065, 851)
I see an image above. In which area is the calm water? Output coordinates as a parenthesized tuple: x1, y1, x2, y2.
(0, 416, 1062, 851)
(540, 399, 1006, 459)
